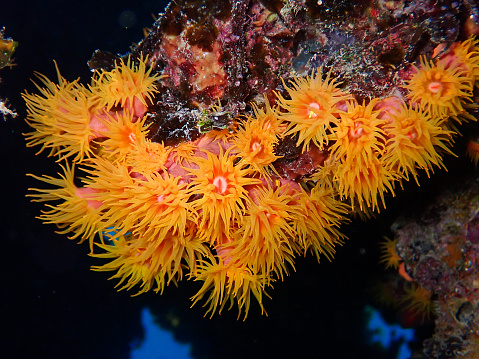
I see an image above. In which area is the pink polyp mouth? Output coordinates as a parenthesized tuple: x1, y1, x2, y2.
(251, 141, 262, 152)
(407, 129, 418, 141)
(427, 81, 442, 94)
(307, 102, 321, 118)
(213, 175, 229, 194)
(349, 122, 365, 139)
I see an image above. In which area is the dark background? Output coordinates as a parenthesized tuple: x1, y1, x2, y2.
(1, 1, 467, 358)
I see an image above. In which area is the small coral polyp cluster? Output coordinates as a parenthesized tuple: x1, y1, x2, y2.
(24, 36, 479, 319)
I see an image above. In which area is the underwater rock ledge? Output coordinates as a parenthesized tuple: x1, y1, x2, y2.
(393, 175, 479, 358)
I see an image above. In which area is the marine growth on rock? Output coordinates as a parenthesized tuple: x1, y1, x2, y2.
(23, 0, 479, 321)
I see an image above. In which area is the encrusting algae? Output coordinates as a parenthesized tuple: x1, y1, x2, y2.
(24, 34, 479, 319)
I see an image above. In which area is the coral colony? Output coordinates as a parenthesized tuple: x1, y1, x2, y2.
(23, 0, 479, 323)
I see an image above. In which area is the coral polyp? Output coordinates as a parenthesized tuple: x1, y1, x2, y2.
(466, 137, 479, 165)
(92, 228, 205, 296)
(379, 237, 401, 270)
(187, 150, 259, 244)
(98, 170, 194, 242)
(277, 69, 350, 151)
(334, 156, 396, 212)
(228, 185, 299, 281)
(383, 103, 454, 183)
(232, 102, 282, 178)
(23, 65, 97, 162)
(328, 100, 395, 211)
(191, 258, 269, 320)
(404, 58, 474, 119)
(125, 139, 170, 174)
(90, 55, 160, 112)
(330, 100, 386, 166)
(294, 183, 349, 262)
(95, 110, 150, 162)
(27, 162, 103, 250)
(435, 37, 479, 85)
(400, 283, 434, 323)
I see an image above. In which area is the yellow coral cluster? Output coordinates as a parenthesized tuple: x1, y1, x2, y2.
(405, 37, 479, 130)
(24, 55, 350, 319)
(24, 37, 479, 320)
(280, 38, 479, 213)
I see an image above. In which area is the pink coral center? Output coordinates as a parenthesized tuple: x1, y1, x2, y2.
(128, 132, 137, 144)
(212, 176, 229, 194)
(349, 122, 365, 139)
(251, 141, 262, 152)
(407, 128, 418, 141)
(427, 81, 443, 94)
(307, 102, 321, 118)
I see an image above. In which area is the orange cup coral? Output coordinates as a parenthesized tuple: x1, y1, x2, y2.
(404, 57, 474, 120)
(382, 102, 454, 183)
(24, 37, 479, 319)
(276, 68, 351, 151)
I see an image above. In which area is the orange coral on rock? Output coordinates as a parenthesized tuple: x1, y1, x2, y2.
(89, 54, 160, 114)
(277, 68, 350, 151)
(232, 101, 282, 178)
(404, 57, 474, 120)
(27, 162, 104, 250)
(190, 258, 269, 320)
(23, 65, 98, 162)
(328, 100, 395, 211)
(24, 37, 479, 319)
(186, 149, 260, 245)
(383, 102, 454, 183)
